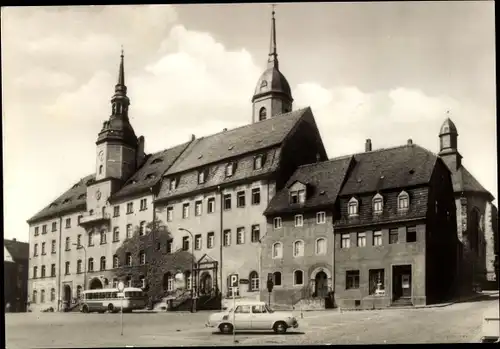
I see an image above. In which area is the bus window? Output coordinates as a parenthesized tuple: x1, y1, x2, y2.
(112, 292, 118, 298)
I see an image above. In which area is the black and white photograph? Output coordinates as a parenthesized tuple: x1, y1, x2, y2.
(2, 2, 499, 347)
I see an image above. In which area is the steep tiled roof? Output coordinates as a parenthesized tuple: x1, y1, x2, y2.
(339, 144, 438, 196)
(157, 148, 281, 201)
(166, 108, 310, 175)
(27, 174, 95, 224)
(4, 239, 29, 262)
(450, 166, 493, 198)
(264, 156, 354, 215)
(111, 141, 192, 201)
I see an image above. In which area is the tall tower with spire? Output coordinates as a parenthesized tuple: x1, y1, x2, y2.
(251, 7, 293, 123)
(95, 50, 144, 183)
(438, 115, 462, 171)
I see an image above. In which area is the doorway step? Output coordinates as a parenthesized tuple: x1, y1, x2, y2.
(390, 297, 413, 307)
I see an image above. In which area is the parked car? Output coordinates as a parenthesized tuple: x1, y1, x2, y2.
(480, 307, 500, 343)
(206, 300, 299, 334)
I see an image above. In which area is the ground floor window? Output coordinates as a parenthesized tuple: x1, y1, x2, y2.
(369, 269, 385, 295)
(249, 271, 259, 291)
(273, 271, 282, 286)
(346, 270, 360, 289)
(294, 270, 304, 286)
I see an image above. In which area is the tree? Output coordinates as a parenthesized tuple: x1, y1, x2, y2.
(111, 219, 194, 304)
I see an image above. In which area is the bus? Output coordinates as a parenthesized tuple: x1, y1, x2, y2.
(80, 288, 147, 313)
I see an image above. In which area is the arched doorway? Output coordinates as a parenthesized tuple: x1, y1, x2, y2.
(200, 272, 213, 295)
(89, 278, 103, 290)
(63, 285, 72, 310)
(315, 271, 328, 298)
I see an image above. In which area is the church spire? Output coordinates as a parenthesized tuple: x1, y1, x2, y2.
(267, 5, 279, 69)
(111, 47, 130, 119)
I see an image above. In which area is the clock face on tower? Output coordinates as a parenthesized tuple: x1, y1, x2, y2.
(98, 151, 104, 161)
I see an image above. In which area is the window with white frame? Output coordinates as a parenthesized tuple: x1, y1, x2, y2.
(251, 225, 260, 243)
(113, 227, 119, 242)
(113, 255, 119, 268)
(298, 190, 306, 203)
(140, 276, 146, 289)
(207, 198, 215, 213)
(126, 224, 132, 239)
(100, 229, 107, 244)
(207, 232, 215, 248)
(182, 236, 190, 251)
(357, 232, 366, 247)
(195, 200, 202, 216)
(139, 251, 146, 265)
(398, 191, 410, 210)
(88, 258, 94, 271)
(373, 231, 382, 246)
(167, 206, 173, 222)
(139, 221, 146, 236)
(315, 238, 327, 255)
(348, 197, 359, 216)
(100, 256, 106, 270)
(195, 234, 202, 250)
(341, 233, 351, 248)
(294, 214, 303, 227)
(316, 211, 326, 224)
(272, 242, 283, 259)
(77, 260, 82, 273)
(236, 227, 245, 244)
(126, 276, 132, 287)
(273, 217, 282, 229)
(140, 198, 147, 211)
(51, 240, 56, 253)
(169, 178, 177, 191)
(254, 155, 263, 170)
(198, 170, 205, 184)
(182, 203, 189, 219)
(223, 230, 231, 246)
(293, 240, 304, 257)
(225, 163, 234, 177)
(167, 274, 174, 291)
(251, 188, 261, 205)
(113, 206, 120, 217)
(294, 270, 304, 285)
(237, 191, 246, 207)
(126, 202, 133, 214)
(373, 193, 383, 214)
(249, 271, 259, 291)
(125, 253, 132, 266)
(223, 194, 232, 210)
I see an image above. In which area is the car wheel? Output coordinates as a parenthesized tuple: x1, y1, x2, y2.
(81, 305, 89, 313)
(219, 323, 233, 334)
(108, 304, 115, 313)
(274, 321, 288, 334)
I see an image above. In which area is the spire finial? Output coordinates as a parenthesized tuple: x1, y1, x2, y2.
(268, 4, 279, 69)
(117, 46, 125, 88)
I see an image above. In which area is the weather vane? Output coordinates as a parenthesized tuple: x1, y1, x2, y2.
(272, 3, 276, 15)
(121, 44, 124, 57)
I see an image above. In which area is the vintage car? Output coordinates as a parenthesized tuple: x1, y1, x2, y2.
(206, 300, 299, 334)
(480, 307, 500, 343)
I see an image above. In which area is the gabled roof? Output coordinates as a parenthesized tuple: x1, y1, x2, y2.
(264, 155, 354, 215)
(4, 239, 29, 262)
(110, 141, 192, 201)
(450, 165, 493, 199)
(27, 174, 95, 224)
(166, 108, 310, 175)
(339, 144, 438, 196)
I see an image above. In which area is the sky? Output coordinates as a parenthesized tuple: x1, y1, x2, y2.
(2, 2, 497, 242)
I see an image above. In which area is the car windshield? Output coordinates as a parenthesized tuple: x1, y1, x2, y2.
(265, 304, 275, 313)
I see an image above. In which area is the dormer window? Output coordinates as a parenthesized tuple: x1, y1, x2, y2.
(254, 155, 263, 170)
(198, 170, 206, 184)
(260, 80, 268, 89)
(372, 193, 384, 214)
(290, 190, 306, 204)
(145, 173, 156, 180)
(151, 157, 163, 164)
(169, 178, 177, 191)
(398, 191, 410, 210)
(348, 197, 359, 216)
(225, 163, 234, 177)
(78, 194, 86, 200)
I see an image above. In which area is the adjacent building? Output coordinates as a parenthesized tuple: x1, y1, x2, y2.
(333, 140, 459, 309)
(4, 238, 29, 312)
(26, 10, 327, 312)
(438, 118, 498, 288)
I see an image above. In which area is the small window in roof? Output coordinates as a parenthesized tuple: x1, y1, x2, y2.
(197, 154, 203, 159)
(145, 173, 156, 180)
(62, 198, 72, 204)
(228, 145, 234, 151)
(49, 202, 58, 208)
(86, 178, 95, 185)
(151, 157, 163, 164)
(72, 183, 80, 189)
(78, 194, 86, 200)
(260, 80, 268, 89)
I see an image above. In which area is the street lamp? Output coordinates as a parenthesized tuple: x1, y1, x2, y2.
(179, 228, 195, 313)
(73, 243, 87, 293)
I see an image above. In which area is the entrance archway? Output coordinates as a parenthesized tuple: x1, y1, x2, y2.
(200, 272, 213, 295)
(89, 278, 103, 290)
(315, 271, 328, 298)
(63, 285, 72, 310)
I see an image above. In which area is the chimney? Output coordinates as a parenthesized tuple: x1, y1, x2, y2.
(365, 139, 372, 152)
(407, 139, 413, 146)
(223, 128, 228, 132)
(191, 134, 196, 141)
(12, 238, 16, 241)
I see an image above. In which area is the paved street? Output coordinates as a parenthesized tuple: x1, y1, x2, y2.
(6, 292, 498, 347)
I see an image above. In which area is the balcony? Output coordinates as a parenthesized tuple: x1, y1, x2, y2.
(79, 211, 111, 226)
